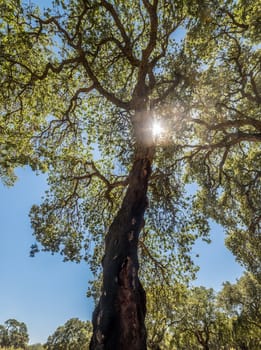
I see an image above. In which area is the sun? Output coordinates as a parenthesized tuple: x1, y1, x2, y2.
(152, 121, 163, 138)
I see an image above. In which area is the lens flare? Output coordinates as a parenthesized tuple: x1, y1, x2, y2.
(152, 121, 163, 137)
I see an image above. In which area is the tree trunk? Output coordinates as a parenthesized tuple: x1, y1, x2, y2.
(195, 331, 210, 350)
(90, 144, 153, 350)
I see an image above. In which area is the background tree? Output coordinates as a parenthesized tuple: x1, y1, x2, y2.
(164, 286, 232, 350)
(218, 272, 261, 350)
(0, 324, 9, 348)
(1, 0, 260, 349)
(44, 318, 92, 350)
(146, 284, 233, 350)
(0, 319, 29, 349)
(146, 282, 187, 350)
(146, 275, 261, 350)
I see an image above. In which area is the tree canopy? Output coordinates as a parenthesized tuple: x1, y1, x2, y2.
(1, 0, 259, 272)
(1, 0, 260, 348)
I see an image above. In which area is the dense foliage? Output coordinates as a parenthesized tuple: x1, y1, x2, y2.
(1, 0, 259, 278)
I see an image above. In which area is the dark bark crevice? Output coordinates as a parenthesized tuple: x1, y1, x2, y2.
(90, 150, 153, 350)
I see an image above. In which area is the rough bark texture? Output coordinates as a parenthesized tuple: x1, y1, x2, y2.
(90, 146, 153, 350)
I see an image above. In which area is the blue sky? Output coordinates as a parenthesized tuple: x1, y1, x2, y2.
(0, 168, 93, 344)
(0, 167, 244, 344)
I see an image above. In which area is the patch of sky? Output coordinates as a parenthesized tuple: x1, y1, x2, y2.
(185, 181, 244, 291)
(0, 166, 94, 344)
(170, 25, 186, 44)
(192, 220, 244, 291)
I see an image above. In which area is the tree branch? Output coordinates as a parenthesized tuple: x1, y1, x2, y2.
(151, 73, 182, 106)
(142, 0, 159, 61)
(79, 50, 130, 109)
(32, 12, 131, 110)
(100, 0, 140, 67)
(190, 118, 261, 133)
(224, 9, 249, 30)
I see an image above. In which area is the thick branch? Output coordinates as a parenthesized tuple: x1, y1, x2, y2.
(186, 132, 261, 151)
(142, 0, 159, 61)
(100, 0, 140, 67)
(224, 9, 249, 30)
(139, 239, 166, 279)
(68, 161, 129, 203)
(190, 118, 261, 133)
(63, 86, 95, 120)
